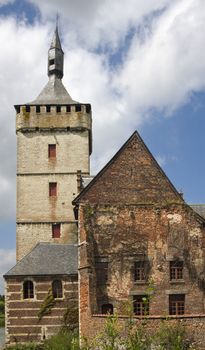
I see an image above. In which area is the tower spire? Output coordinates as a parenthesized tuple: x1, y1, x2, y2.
(48, 23, 64, 79)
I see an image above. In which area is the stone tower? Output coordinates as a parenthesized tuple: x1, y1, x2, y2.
(15, 26, 92, 261)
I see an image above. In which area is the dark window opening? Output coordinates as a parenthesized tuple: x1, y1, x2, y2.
(16, 106, 20, 113)
(23, 280, 34, 299)
(101, 303, 113, 315)
(169, 294, 185, 315)
(134, 261, 146, 282)
(96, 260, 108, 285)
(26, 105, 30, 113)
(48, 144, 56, 159)
(46, 105, 51, 113)
(52, 223, 61, 238)
(36, 105, 40, 113)
(170, 261, 183, 280)
(75, 104, 81, 112)
(133, 295, 149, 316)
(56, 106, 61, 113)
(52, 280, 62, 298)
(66, 105, 71, 112)
(49, 59, 55, 65)
(86, 104, 91, 113)
(49, 182, 57, 197)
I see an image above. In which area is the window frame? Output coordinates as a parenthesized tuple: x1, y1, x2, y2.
(23, 280, 34, 300)
(52, 279, 63, 299)
(169, 294, 185, 315)
(134, 261, 146, 282)
(170, 261, 184, 281)
(133, 295, 149, 316)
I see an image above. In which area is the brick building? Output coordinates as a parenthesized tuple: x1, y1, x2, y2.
(4, 26, 91, 345)
(4, 25, 205, 348)
(73, 132, 205, 348)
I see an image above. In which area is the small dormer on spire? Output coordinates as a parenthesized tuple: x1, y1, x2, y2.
(48, 24, 64, 79)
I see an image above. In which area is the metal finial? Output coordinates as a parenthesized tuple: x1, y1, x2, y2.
(56, 13, 59, 30)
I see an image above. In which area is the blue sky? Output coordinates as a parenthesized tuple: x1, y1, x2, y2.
(0, 0, 205, 293)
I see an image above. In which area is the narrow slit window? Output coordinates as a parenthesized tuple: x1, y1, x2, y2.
(56, 106, 61, 113)
(49, 182, 57, 197)
(52, 223, 61, 238)
(169, 294, 185, 315)
(48, 144, 56, 159)
(46, 105, 51, 113)
(23, 280, 34, 299)
(36, 106, 40, 113)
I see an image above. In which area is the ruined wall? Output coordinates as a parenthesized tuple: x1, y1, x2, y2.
(16, 105, 91, 260)
(5, 275, 78, 345)
(79, 203, 205, 345)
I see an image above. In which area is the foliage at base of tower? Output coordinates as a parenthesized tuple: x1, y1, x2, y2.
(38, 289, 55, 320)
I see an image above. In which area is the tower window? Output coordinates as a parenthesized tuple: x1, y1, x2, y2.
(169, 294, 185, 315)
(52, 223, 61, 238)
(48, 144, 56, 159)
(49, 59, 55, 65)
(133, 295, 149, 316)
(52, 280, 62, 298)
(86, 104, 91, 113)
(170, 261, 183, 280)
(134, 261, 146, 282)
(46, 105, 51, 113)
(49, 182, 57, 197)
(23, 280, 34, 299)
(66, 105, 71, 112)
(26, 105, 30, 113)
(56, 106, 61, 113)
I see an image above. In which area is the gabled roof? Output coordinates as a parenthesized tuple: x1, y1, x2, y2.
(73, 131, 184, 205)
(4, 243, 77, 277)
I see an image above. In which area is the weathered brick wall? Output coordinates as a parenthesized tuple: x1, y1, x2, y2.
(77, 132, 205, 346)
(5, 275, 78, 345)
(16, 106, 91, 260)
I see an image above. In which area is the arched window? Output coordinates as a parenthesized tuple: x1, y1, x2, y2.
(23, 280, 34, 299)
(52, 280, 63, 299)
(101, 303, 113, 315)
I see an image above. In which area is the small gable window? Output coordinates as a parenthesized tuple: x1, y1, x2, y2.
(101, 303, 113, 315)
(23, 280, 34, 299)
(52, 280, 63, 299)
(170, 261, 183, 280)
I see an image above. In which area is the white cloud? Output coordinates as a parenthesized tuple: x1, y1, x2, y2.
(0, 0, 205, 222)
(0, 249, 16, 294)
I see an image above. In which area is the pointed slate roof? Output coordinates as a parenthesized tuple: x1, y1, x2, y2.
(4, 243, 78, 277)
(73, 131, 184, 206)
(28, 26, 78, 105)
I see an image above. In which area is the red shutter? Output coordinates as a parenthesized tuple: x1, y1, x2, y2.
(52, 224, 61, 238)
(48, 144, 56, 158)
(49, 182, 57, 197)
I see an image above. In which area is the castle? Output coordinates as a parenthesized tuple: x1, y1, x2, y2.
(4, 27, 205, 348)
